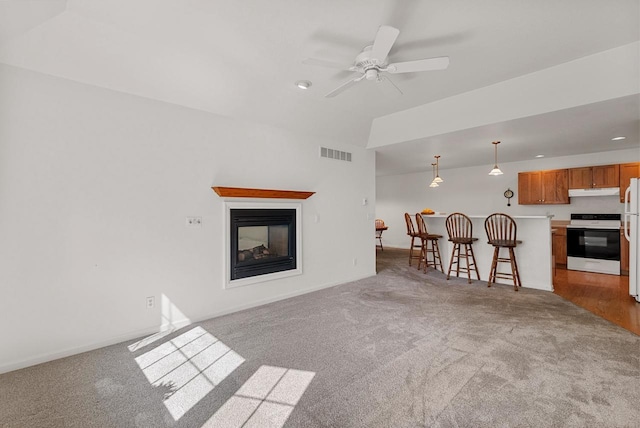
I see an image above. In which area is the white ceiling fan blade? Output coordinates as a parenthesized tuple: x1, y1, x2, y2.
(378, 75, 403, 96)
(303, 58, 353, 71)
(325, 74, 365, 98)
(386, 56, 450, 74)
(370, 25, 400, 62)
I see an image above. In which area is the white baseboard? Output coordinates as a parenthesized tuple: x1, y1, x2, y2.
(521, 282, 554, 292)
(0, 272, 375, 375)
(192, 271, 376, 323)
(0, 325, 159, 375)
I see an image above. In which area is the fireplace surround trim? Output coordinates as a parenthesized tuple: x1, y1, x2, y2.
(224, 201, 303, 288)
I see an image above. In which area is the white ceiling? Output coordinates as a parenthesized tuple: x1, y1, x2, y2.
(1, 0, 638, 175)
(375, 94, 640, 176)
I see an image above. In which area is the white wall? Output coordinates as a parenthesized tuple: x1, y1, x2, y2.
(377, 148, 640, 249)
(0, 64, 376, 373)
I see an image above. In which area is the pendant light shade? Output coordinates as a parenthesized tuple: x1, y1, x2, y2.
(489, 141, 504, 176)
(429, 163, 439, 187)
(433, 155, 443, 183)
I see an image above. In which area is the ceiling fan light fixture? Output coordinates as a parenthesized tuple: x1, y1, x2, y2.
(489, 141, 504, 176)
(365, 69, 378, 81)
(296, 80, 312, 89)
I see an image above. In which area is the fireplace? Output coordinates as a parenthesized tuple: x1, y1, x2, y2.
(225, 202, 302, 286)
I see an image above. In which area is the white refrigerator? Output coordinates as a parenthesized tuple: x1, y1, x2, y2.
(624, 177, 639, 302)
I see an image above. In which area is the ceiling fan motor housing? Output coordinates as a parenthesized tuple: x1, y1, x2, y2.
(356, 46, 385, 80)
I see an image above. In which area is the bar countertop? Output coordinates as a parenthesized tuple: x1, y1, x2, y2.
(423, 214, 553, 219)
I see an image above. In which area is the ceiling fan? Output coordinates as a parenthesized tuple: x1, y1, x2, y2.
(304, 25, 450, 98)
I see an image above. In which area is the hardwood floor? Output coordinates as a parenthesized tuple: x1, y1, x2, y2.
(553, 267, 640, 336)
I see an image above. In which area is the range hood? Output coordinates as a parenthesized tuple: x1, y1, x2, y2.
(568, 187, 620, 197)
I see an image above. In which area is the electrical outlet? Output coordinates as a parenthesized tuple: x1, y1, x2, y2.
(353, 258, 357, 266)
(186, 216, 202, 227)
(146, 296, 155, 309)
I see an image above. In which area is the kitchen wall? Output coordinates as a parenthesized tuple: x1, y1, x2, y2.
(376, 148, 640, 249)
(0, 64, 376, 373)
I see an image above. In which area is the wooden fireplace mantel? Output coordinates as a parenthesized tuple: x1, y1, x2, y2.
(212, 186, 315, 200)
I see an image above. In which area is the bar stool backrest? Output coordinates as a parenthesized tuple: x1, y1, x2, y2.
(415, 213, 428, 236)
(404, 213, 417, 237)
(485, 213, 517, 244)
(446, 212, 473, 240)
(375, 219, 385, 229)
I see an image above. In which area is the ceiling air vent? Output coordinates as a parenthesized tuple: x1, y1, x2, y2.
(320, 147, 352, 162)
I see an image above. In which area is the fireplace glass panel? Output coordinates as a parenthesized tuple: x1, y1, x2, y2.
(237, 225, 289, 261)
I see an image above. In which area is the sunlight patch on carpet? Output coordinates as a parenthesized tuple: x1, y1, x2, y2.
(133, 326, 244, 420)
(202, 365, 315, 428)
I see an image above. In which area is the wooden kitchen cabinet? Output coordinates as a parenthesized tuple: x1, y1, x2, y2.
(593, 164, 620, 188)
(553, 226, 567, 268)
(518, 169, 569, 205)
(621, 228, 629, 275)
(568, 167, 593, 189)
(619, 162, 640, 203)
(518, 171, 541, 204)
(543, 170, 569, 204)
(569, 164, 619, 189)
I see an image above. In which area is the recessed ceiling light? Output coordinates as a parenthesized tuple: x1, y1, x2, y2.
(296, 80, 312, 90)
(611, 136, 626, 141)
(535, 154, 545, 158)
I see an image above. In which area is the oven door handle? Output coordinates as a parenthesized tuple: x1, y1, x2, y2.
(566, 226, 621, 230)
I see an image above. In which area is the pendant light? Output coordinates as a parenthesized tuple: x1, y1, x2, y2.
(489, 141, 504, 176)
(433, 155, 443, 183)
(429, 163, 439, 187)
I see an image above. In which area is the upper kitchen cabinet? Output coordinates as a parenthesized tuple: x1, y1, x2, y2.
(569, 164, 619, 189)
(619, 162, 640, 203)
(518, 169, 569, 205)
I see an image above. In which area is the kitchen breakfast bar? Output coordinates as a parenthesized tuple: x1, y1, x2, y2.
(422, 214, 554, 291)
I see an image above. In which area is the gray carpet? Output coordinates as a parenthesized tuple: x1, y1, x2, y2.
(2, 248, 639, 427)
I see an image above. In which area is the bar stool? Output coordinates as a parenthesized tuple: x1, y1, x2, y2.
(375, 218, 387, 251)
(404, 213, 423, 267)
(485, 213, 522, 291)
(415, 213, 444, 273)
(445, 213, 481, 283)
